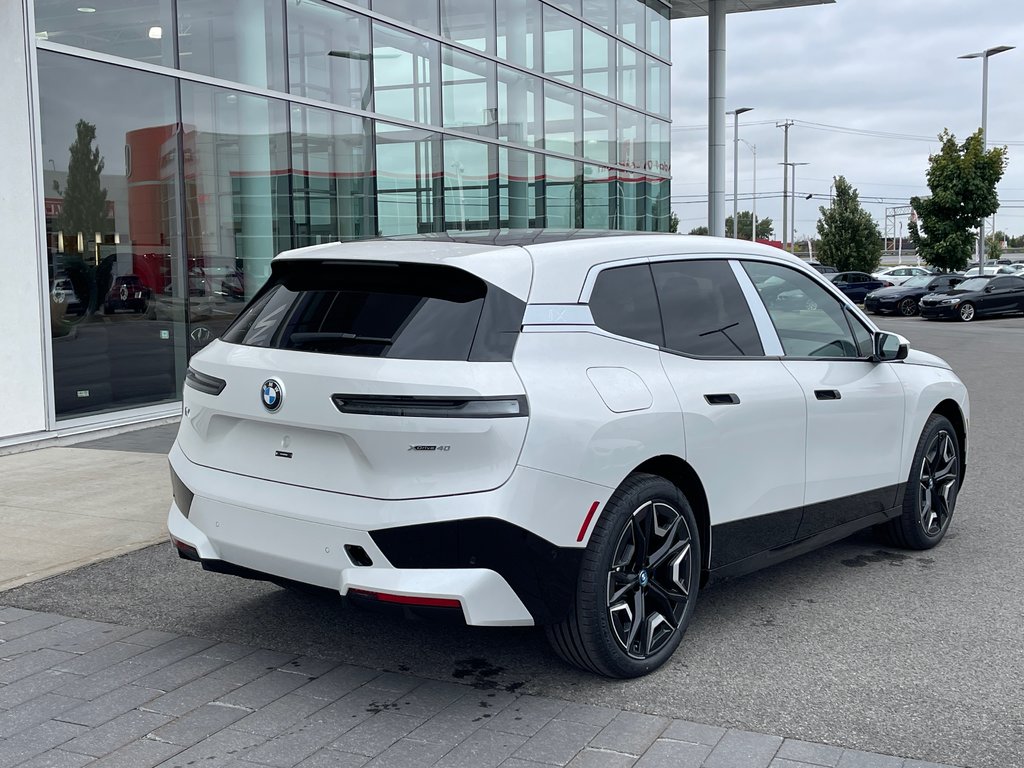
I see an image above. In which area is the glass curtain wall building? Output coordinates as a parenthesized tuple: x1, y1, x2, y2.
(32, 0, 671, 422)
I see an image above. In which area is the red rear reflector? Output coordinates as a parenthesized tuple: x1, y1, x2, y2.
(348, 589, 461, 609)
(577, 501, 601, 542)
(170, 536, 200, 561)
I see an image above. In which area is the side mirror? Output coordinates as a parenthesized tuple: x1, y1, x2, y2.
(984, 285, 994, 293)
(874, 331, 909, 362)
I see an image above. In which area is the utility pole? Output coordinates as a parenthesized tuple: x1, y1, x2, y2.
(777, 120, 793, 249)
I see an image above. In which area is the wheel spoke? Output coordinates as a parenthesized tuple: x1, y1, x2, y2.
(607, 572, 638, 606)
(648, 518, 682, 568)
(625, 587, 646, 653)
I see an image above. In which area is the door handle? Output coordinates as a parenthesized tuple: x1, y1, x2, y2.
(704, 393, 741, 405)
(815, 389, 842, 401)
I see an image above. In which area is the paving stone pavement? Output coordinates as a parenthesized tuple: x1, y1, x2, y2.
(0, 606, 963, 768)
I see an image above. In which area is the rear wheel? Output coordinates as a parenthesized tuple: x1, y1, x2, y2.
(899, 298, 918, 317)
(958, 302, 976, 322)
(546, 473, 700, 678)
(878, 414, 960, 550)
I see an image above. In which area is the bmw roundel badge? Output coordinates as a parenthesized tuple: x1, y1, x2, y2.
(261, 379, 283, 412)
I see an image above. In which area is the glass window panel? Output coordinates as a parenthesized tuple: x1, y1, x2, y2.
(375, 122, 443, 235)
(291, 105, 375, 247)
(177, 0, 285, 91)
(583, 97, 615, 165)
(441, 0, 495, 54)
(617, 171, 646, 231)
(583, 164, 615, 229)
(288, 1, 371, 111)
(589, 265, 662, 346)
(618, 43, 645, 110)
(34, 0, 174, 66)
(444, 139, 495, 230)
(544, 82, 581, 157)
(543, 6, 580, 86)
(618, 107, 644, 170)
(582, 27, 615, 98)
(582, 0, 614, 31)
(497, 65, 542, 148)
(372, 0, 438, 33)
(38, 51, 184, 418)
(652, 178, 671, 232)
(442, 47, 497, 137)
(544, 157, 579, 228)
(618, 0, 646, 48)
(372, 23, 440, 125)
(499, 148, 539, 228)
(648, 118, 670, 174)
(179, 83, 291, 357)
(496, 0, 540, 69)
(647, 3, 670, 59)
(647, 57, 670, 118)
(548, 0, 581, 14)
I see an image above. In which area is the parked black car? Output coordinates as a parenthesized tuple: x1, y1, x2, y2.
(104, 275, 151, 314)
(919, 274, 1024, 322)
(864, 274, 964, 317)
(827, 271, 888, 303)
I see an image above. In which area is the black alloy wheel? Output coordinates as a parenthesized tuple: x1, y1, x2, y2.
(878, 414, 960, 549)
(958, 302, 976, 322)
(546, 473, 701, 678)
(899, 297, 918, 317)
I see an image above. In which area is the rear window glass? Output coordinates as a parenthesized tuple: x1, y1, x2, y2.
(223, 261, 523, 361)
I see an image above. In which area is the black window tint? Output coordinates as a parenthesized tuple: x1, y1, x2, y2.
(222, 261, 524, 361)
(652, 260, 763, 356)
(846, 313, 874, 358)
(589, 264, 663, 346)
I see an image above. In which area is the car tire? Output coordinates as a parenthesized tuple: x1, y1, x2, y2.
(958, 302, 976, 322)
(877, 414, 960, 550)
(899, 298, 918, 317)
(545, 473, 700, 678)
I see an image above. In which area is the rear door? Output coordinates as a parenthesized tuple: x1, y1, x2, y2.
(178, 258, 530, 500)
(652, 258, 808, 569)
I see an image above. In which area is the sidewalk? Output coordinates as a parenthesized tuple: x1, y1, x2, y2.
(0, 426, 961, 768)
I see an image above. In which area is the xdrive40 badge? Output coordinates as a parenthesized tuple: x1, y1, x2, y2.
(261, 379, 284, 412)
(408, 444, 451, 452)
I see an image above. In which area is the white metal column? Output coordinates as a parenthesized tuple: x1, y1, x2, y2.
(707, 0, 726, 237)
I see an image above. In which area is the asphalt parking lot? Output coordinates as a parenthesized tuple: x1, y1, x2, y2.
(5, 313, 1023, 768)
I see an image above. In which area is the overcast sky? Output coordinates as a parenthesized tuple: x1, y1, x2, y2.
(669, 0, 1024, 240)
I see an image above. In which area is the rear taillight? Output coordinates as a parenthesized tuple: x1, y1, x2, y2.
(347, 589, 461, 609)
(331, 394, 528, 419)
(185, 367, 226, 396)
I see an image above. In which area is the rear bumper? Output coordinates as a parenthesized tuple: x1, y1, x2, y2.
(167, 443, 613, 626)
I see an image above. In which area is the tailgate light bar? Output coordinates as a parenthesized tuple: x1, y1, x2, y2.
(185, 366, 226, 396)
(331, 394, 528, 418)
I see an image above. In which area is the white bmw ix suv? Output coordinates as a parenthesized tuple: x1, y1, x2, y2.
(168, 232, 969, 678)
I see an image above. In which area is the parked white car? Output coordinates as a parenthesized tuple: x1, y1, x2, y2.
(168, 232, 970, 678)
(964, 265, 1016, 277)
(872, 266, 934, 286)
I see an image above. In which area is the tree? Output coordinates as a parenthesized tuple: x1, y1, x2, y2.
(668, 211, 679, 233)
(688, 225, 710, 236)
(815, 176, 882, 272)
(53, 119, 111, 314)
(985, 232, 1003, 260)
(725, 211, 773, 240)
(909, 129, 1007, 272)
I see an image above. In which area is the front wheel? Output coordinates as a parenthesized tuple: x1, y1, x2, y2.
(546, 474, 701, 678)
(899, 298, 918, 317)
(878, 414, 960, 550)
(958, 302, 976, 322)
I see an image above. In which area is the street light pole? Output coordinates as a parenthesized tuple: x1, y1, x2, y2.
(779, 161, 808, 253)
(727, 107, 753, 238)
(958, 45, 1014, 268)
(741, 139, 757, 240)
(791, 162, 808, 251)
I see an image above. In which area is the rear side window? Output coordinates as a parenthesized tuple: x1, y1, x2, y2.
(222, 261, 524, 361)
(588, 264, 664, 346)
(652, 260, 763, 357)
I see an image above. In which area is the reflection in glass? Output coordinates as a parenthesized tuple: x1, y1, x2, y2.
(647, 57, 670, 118)
(582, 0, 614, 31)
(544, 157, 580, 229)
(38, 51, 184, 418)
(179, 82, 291, 355)
(442, 47, 496, 137)
(647, 3, 671, 59)
(548, 0, 581, 14)
(372, 23, 440, 126)
(543, 6, 580, 86)
(583, 27, 615, 98)
(496, 0, 540, 70)
(372, 0, 438, 32)
(499, 148, 539, 228)
(648, 118, 670, 174)
(618, 171, 648, 231)
(651, 178, 671, 232)
(583, 165, 615, 229)
(177, 0, 285, 90)
(618, 43, 645, 110)
(545, 83, 581, 157)
(375, 123, 442, 235)
(583, 97, 615, 165)
(618, 107, 644, 171)
(34, 0, 174, 66)
(441, 0, 495, 54)
(288, 0, 371, 110)
(291, 105, 375, 246)
(444, 139, 495, 230)
(618, 0, 646, 48)
(498, 66, 542, 148)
